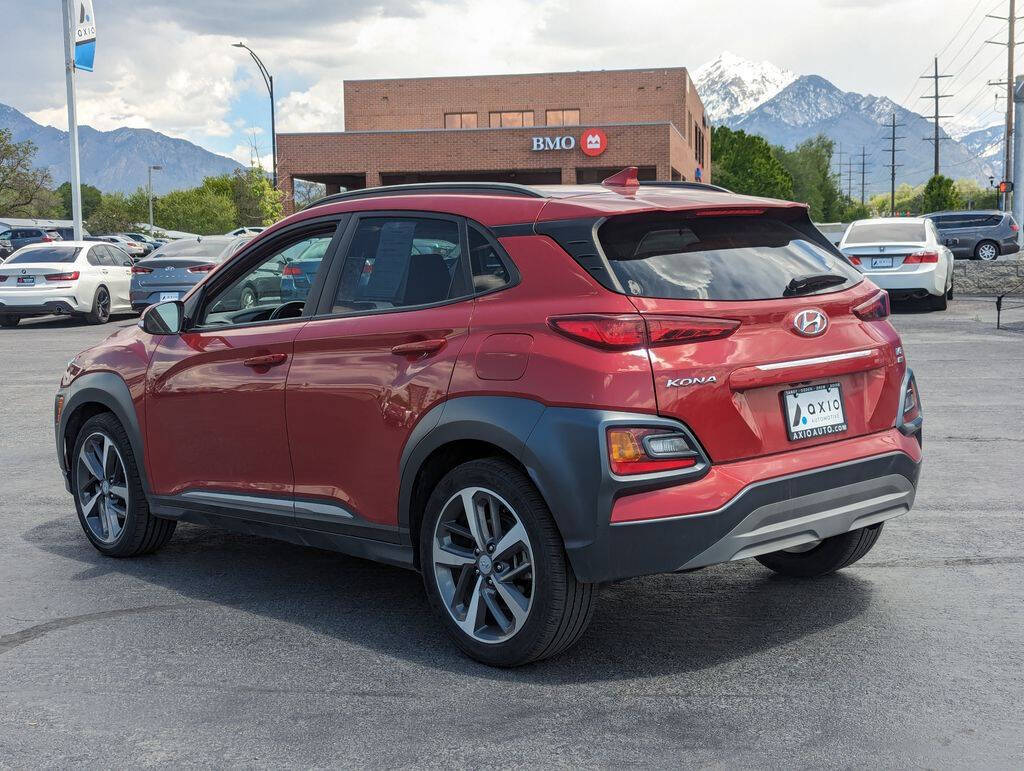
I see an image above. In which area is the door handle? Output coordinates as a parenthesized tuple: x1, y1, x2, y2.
(243, 353, 288, 368)
(391, 339, 447, 356)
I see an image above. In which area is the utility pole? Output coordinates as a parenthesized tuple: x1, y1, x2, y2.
(859, 146, 869, 205)
(986, 0, 1018, 210)
(846, 158, 855, 200)
(883, 113, 906, 216)
(920, 56, 952, 177)
(61, 0, 83, 240)
(147, 165, 162, 229)
(1013, 76, 1024, 230)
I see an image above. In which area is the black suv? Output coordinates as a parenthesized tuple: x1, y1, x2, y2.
(925, 210, 1020, 260)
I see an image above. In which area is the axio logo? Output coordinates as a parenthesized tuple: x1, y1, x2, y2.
(666, 376, 717, 388)
(793, 309, 828, 337)
(580, 128, 607, 157)
(531, 136, 576, 151)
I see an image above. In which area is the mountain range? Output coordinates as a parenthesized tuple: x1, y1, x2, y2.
(693, 53, 1003, 193)
(0, 102, 242, 195)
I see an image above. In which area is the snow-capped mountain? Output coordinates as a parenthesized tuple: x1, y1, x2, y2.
(693, 53, 993, 188)
(693, 52, 796, 121)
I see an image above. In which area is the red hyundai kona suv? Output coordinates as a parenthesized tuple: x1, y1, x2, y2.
(54, 169, 923, 667)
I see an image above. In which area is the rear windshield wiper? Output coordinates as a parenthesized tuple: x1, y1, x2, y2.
(784, 273, 848, 297)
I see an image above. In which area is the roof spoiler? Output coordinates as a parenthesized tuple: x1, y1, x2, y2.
(601, 167, 640, 187)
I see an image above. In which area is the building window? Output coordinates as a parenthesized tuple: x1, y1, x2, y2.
(444, 112, 478, 129)
(545, 109, 580, 126)
(694, 122, 706, 167)
(489, 110, 534, 128)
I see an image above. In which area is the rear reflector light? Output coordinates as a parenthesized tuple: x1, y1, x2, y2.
(282, 265, 303, 276)
(187, 263, 215, 273)
(549, 314, 740, 350)
(606, 428, 699, 475)
(45, 271, 80, 281)
(853, 291, 890, 321)
(903, 251, 939, 264)
(131, 265, 153, 274)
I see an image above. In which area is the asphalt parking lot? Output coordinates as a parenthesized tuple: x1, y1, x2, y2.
(1, 299, 1022, 768)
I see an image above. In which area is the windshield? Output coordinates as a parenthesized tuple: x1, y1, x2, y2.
(845, 222, 926, 244)
(148, 239, 231, 261)
(598, 214, 861, 301)
(6, 247, 81, 264)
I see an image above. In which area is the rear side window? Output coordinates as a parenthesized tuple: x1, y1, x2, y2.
(332, 217, 469, 313)
(598, 214, 861, 301)
(845, 222, 926, 243)
(6, 247, 80, 264)
(468, 226, 511, 293)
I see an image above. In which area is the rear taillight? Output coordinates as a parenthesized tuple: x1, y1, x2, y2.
(1011, 221, 1019, 233)
(903, 251, 939, 264)
(187, 263, 215, 273)
(549, 313, 739, 350)
(606, 427, 701, 475)
(45, 271, 80, 281)
(847, 255, 862, 265)
(898, 371, 922, 441)
(853, 291, 890, 321)
(131, 265, 153, 274)
(282, 265, 303, 276)
(39, 236, 54, 242)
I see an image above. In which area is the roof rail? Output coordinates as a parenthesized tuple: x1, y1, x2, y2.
(301, 181, 545, 210)
(637, 180, 734, 194)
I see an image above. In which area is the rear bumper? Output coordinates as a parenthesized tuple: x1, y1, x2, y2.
(862, 266, 945, 296)
(589, 451, 919, 581)
(0, 299, 80, 316)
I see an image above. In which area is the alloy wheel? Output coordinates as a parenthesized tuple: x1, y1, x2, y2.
(76, 431, 130, 544)
(97, 288, 110, 321)
(977, 243, 998, 261)
(432, 487, 535, 644)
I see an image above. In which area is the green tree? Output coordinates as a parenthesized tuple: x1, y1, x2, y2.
(711, 126, 794, 200)
(57, 182, 103, 220)
(773, 135, 845, 221)
(155, 187, 236, 234)
(229, 165, 282, 226)
(0, 129, 60, 217)
(86, 191, 147, 233)
(921, 175, 962, 213)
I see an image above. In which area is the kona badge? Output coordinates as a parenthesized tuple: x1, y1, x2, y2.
(666, 376, 717, 388)
(793, 309, 828, 337)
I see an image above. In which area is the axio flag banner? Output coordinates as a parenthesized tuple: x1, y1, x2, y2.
(74, 0, 96, 71)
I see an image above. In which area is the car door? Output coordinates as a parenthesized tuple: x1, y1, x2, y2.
(105, 246, 134, 309)
(285, 212, 475, 537)
(144, 220, 346, 516)
(933, 215, 971, 258)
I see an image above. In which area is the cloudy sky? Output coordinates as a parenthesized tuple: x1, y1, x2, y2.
(2, 0, 1009, 163)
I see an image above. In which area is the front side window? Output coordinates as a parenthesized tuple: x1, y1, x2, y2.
(599, 214, 861, 301)
(198, 232, 334, 327)
(332, 217, 468, 313)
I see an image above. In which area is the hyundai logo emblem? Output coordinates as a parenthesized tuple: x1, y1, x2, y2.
(793, 309, 828, 337)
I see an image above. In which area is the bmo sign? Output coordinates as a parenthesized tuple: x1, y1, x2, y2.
(531, 128, 607, 156)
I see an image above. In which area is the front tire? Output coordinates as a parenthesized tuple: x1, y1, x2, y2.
(755, 524, 883, 578)
(975, 240, 999, 261)
(0, 314, 19, 328)
(420, 458, 597, 667)
(70, 413, 175, 556)
(85, 286, 111, 324)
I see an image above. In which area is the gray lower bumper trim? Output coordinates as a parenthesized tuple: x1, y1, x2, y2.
(679, 472, 915, 570)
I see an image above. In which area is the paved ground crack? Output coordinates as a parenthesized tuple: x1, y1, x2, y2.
(0, 604, 185, 655)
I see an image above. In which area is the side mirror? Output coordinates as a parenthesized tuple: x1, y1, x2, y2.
(140, 300, 184, 335)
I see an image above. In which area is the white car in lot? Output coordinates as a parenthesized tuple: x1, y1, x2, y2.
(839, 217, 954, 311)
(0, 242, 134, 327)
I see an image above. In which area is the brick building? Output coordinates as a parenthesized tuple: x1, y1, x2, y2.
(277, 67, 710, 211)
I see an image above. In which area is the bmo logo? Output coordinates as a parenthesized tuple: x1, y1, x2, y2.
(529, 128, 608, 156)
(531, 135, 576, 151)
(580, 128, 607, 156)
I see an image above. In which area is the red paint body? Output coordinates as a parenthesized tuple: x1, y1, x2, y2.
(63, 185, 919, 531)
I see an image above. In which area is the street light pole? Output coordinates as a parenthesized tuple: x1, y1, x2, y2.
(147, 164, 162, 229)
(232, 42, 277, 189)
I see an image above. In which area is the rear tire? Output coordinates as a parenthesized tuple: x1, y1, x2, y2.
(85, 286, 111, 324)
(974, 240, 999, 261)
(946, 275, 954, 300)
(70, 413, 176, 556)
(928, 291, 948, 311)
(755, 524, 883, 578)
(420, 457, 598, 667)
(0, 314, 19, 328)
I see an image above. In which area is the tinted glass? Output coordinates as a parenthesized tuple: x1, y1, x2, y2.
(599, 214, 861, 301)
(150, 239, 231, 260)
(469, 227, 511, 293)
(333, 217, 466, 313)
(110, 247, 133, 266)
(844, 222, 926, 243)
(6, 247, 80, 264)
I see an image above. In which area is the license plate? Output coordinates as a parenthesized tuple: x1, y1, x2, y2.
(783, 383, 847, 441)
(17, 276, 34, 285)
(158, 292, 179, 301)
(870, 257, 894, 269)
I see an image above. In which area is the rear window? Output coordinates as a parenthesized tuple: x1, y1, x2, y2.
(149, 239, 231, 260)
(845, 222, 925, 244)
(598, 214, 860, 301)
(6, 247, 80, 264)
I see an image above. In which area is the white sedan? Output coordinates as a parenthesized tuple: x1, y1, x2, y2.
(838, 217, 954, 311)
(0, 242, 134, 327)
